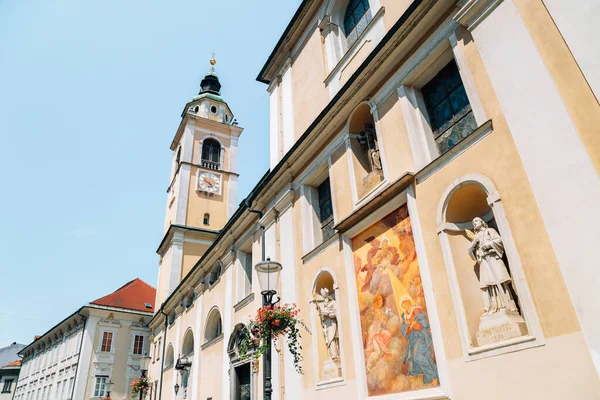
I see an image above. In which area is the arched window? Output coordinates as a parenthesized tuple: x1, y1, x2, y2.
(203, 213, 210, 226)
(201, 138, 221, 170)
(164, 343, 174, 368)
(204, 308, 223, 343)
(343, 0, 372, 47)
(182, 329, 194, 357)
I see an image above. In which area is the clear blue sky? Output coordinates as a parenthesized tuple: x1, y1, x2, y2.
(0, 0, 301, 348)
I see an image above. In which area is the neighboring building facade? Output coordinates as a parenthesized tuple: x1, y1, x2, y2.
(14, 279, 155, 400)
(148, 1, 600, 400)
(0, 360, 21, 400)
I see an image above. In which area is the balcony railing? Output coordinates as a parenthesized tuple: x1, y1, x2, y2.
(201, 159, 220, 170)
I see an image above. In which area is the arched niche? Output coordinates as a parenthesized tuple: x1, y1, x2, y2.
(165, 343, 174, 368)
(310, 268, 344, 386)
(204, 307, 223, 343)
(182, 328, 194, 357)
(347, 102, 384, 199)
(437, 174, 543, 358)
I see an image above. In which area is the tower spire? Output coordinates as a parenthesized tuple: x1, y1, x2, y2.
(199, 57, 221, 95)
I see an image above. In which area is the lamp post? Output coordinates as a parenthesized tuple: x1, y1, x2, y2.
(254, 257, 282, 400)
(138, 354, 151, 400)
(105, 380, 113, 399)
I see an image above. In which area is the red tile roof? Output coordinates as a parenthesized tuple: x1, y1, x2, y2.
(5, 360, 21, 367)
(90, 278, 156, 313)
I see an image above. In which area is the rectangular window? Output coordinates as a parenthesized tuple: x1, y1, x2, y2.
(154, 338, 161, 361)
(93, 376, 108, 397)
(2, 379, 13, 393)
(100, 332, 113, 352)
(317, 178, 334, 242)
(133, 335, 144, 355)
(422, 59, 478, 155)
(238, 250, 253, 300)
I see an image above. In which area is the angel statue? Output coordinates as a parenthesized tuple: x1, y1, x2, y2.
(312, 287, 340, 361)
(466, 217, 519, 316)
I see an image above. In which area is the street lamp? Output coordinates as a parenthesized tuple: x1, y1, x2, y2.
(105, 380, 113, 399)
(254, 257, 282, 400)
(138, 354, 151, 400)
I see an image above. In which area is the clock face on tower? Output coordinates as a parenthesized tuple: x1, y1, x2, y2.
(197, 171, 222, 195)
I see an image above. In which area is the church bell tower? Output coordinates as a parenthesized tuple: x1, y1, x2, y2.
(156, 59, 243, 305)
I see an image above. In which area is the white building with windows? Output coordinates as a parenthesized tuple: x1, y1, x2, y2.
(13, 279, 155, 400)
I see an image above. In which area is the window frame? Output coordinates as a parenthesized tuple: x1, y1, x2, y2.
(200, 138, 222, 169)
(2, 379, 13, 393)
(391, 22, 487, 170)
(92, 376, 109, 398)
(98, 330, 116, 353)
(342, 0, 372, 47)
(131, 334, 145, 356)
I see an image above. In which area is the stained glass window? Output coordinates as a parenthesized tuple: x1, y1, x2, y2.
(422, 60, 478, 154)
(343, 0, 372, 47)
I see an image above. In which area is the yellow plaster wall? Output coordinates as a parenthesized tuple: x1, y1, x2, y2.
(376, 93, 415, 180)
(513, 0, 600, 174)
(329, 143, 354, 222)
(340, 40, 373, 85)
(447, 332, 600, 399)
(156, 255, 171, 307)
(86, 315, 144, 400)
(185, 165, 230, 230)
(291, 28, 330, 139)
(380, 0, 414, 31)
(182, 241, 210, 279)
(414, 28, 582, 361)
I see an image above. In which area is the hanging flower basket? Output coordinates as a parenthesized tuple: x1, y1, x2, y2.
(237, 303, 309, 374)
(130, 376, 150, 399)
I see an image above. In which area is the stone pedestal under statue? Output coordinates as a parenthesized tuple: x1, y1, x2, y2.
(321, 359, 342, 381)
(476, 309, 528, 346)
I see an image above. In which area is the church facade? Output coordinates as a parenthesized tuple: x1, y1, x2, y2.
(148, 0, 600, 399)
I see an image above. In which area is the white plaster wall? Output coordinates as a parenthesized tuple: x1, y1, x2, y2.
(269, 85, 280, 169)
(73, 316, 99, 400)
(281, 65, 295, 154)
(543, 0, 600, 101)
(221, 266, 234, 400)
(471, 0, 600, 372)
(277, 205, 302, 398)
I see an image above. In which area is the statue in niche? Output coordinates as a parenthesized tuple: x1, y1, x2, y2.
(313, 288, 340, 362)
(358, 122, 382, 172)
(467, 217, 518, 315)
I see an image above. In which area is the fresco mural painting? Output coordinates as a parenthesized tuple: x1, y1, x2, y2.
(352, 205, 440, 396)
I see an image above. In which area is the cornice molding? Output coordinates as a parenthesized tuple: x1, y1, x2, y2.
(453, 0, 503, 31)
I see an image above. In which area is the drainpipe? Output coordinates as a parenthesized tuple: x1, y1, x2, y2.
(70, 308, 88, 400)
(158, 305, 168, 400)
(245, 199, 265, 261)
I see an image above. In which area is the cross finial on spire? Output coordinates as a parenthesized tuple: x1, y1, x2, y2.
(210, 51, 216, 66)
